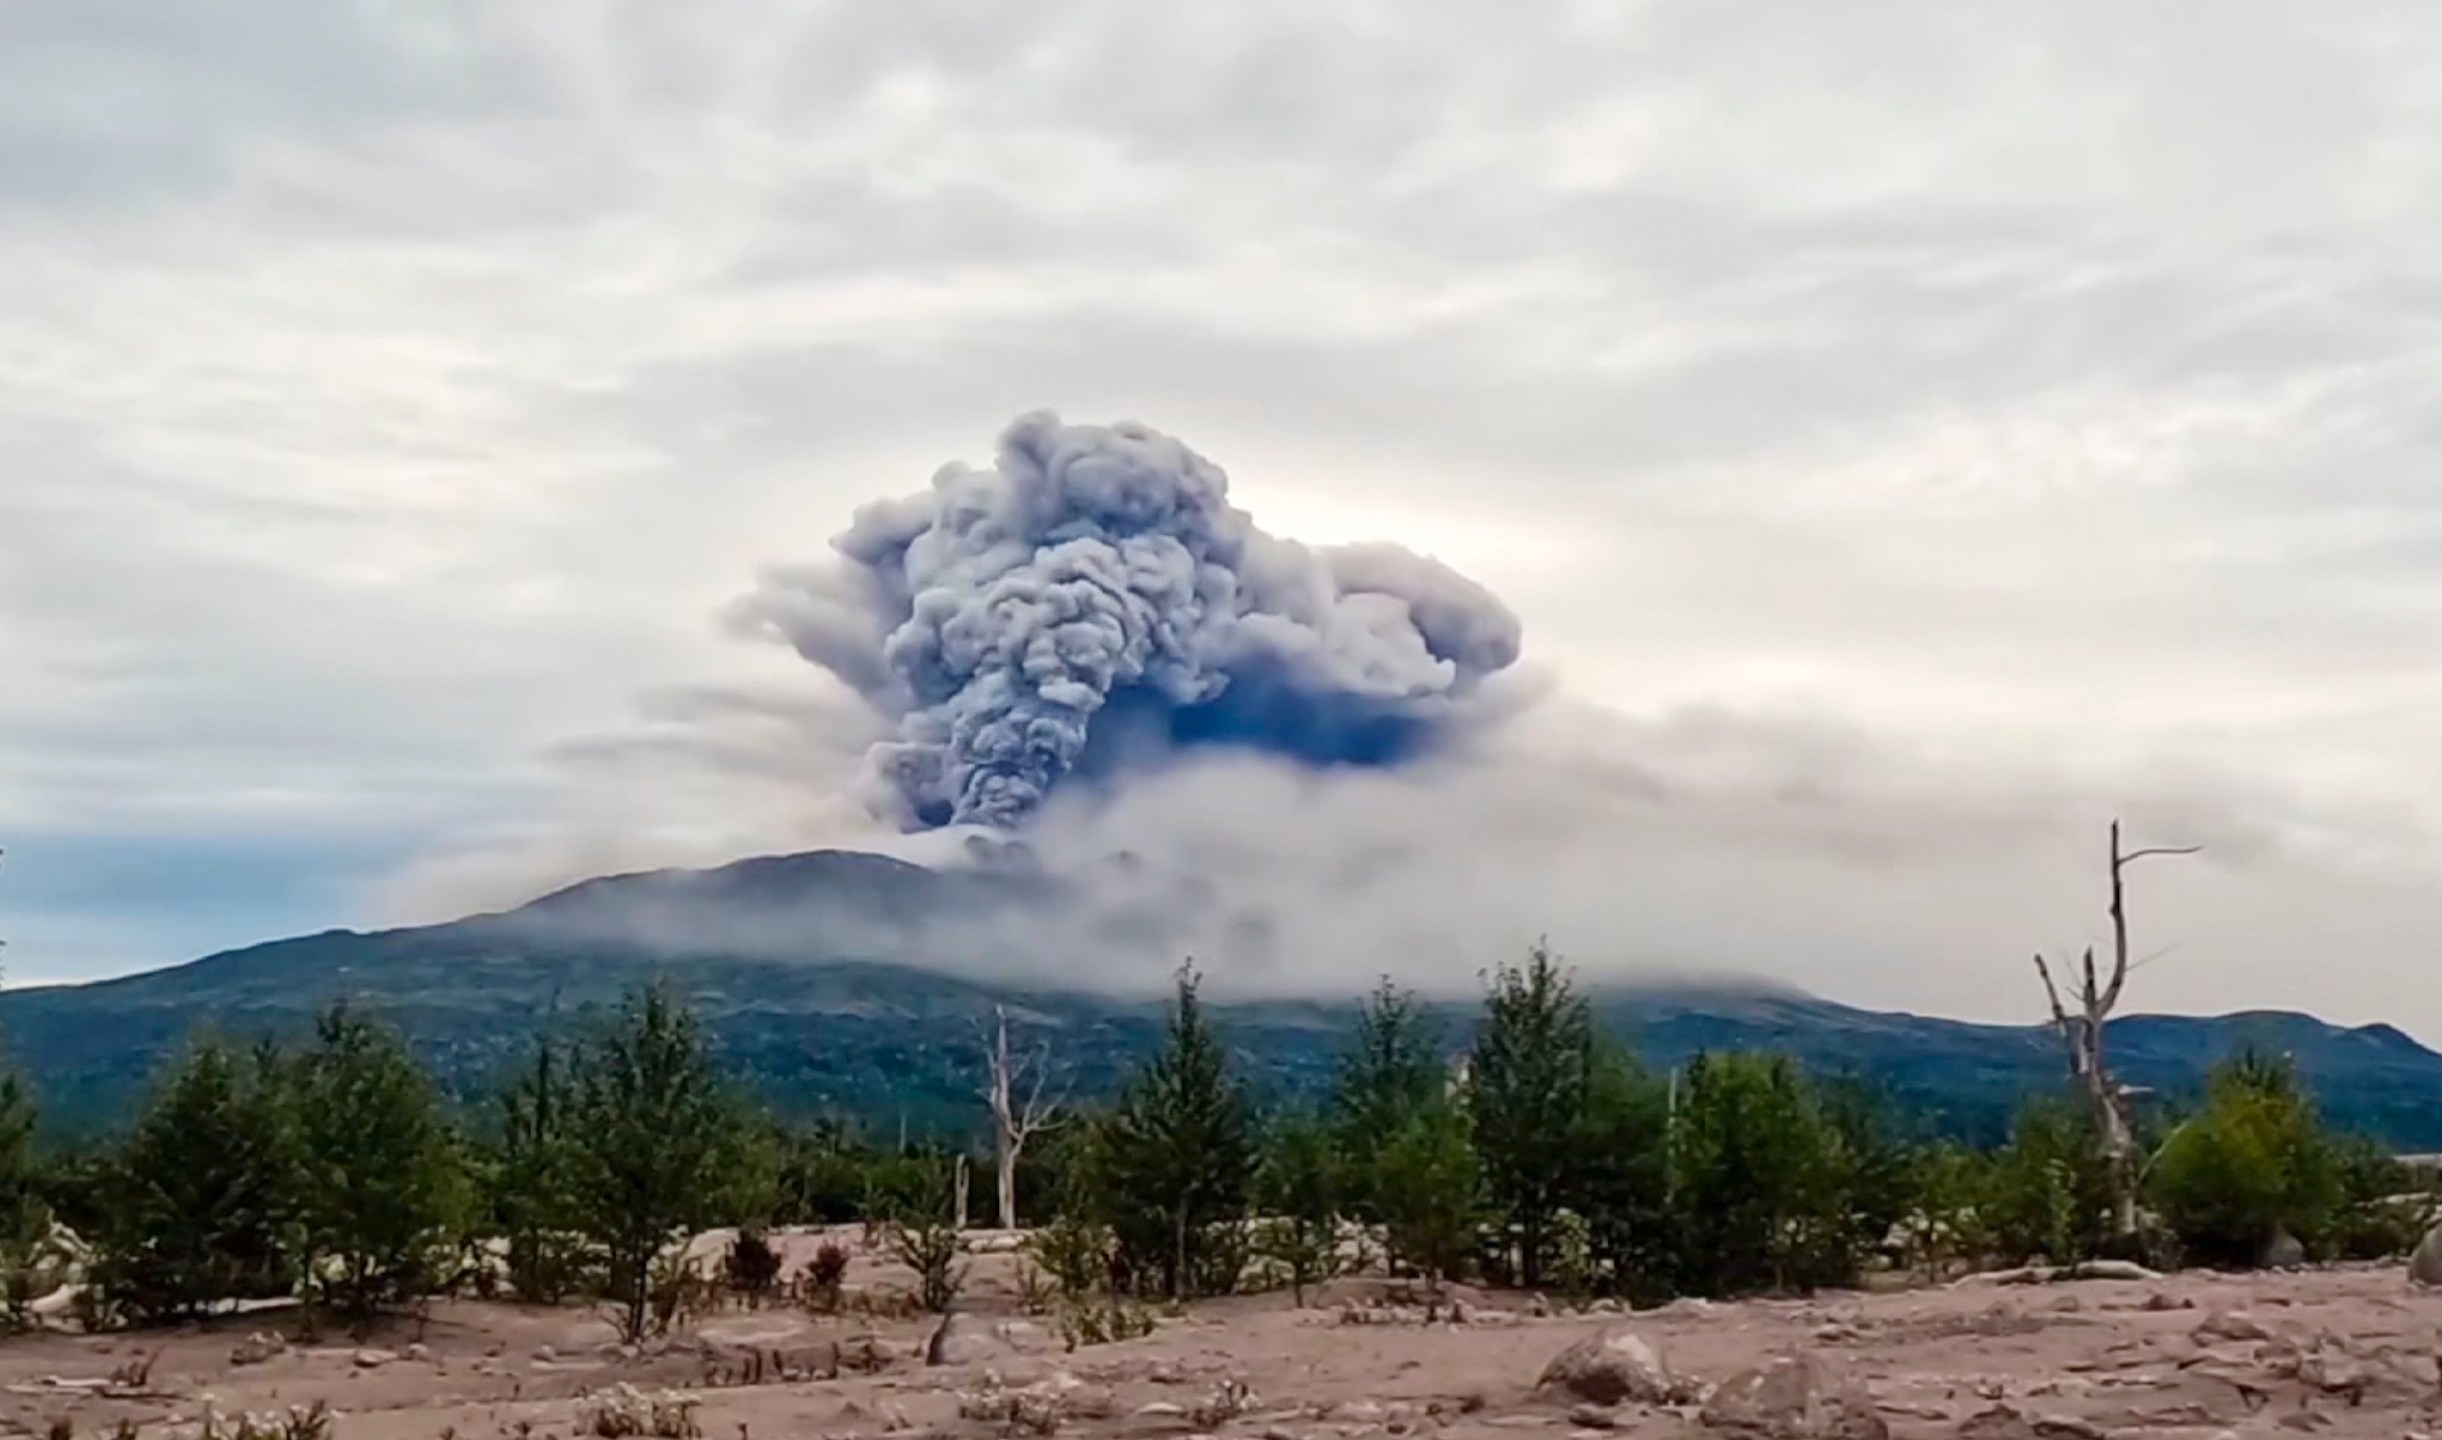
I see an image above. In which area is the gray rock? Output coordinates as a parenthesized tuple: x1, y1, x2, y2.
(1699, 1351, 1887, 1439)
(2263, 1228, 2307, 1269)
(2410, 1221, 2442, 1287)
(1536, 1325, 1676, 1406)
(927, 1311, 1018, 1367)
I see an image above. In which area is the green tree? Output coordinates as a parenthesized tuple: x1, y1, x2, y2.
(1095, 965, 1254, 1299)
(1983, 1097, 2117, 1266)
(1253, 1112, 1343, 1305)
(489, 1036, 590, 1302)
(2150, 1048, 2343, 1267)
(90, 1038, 301, 1323)
(294, 1005, 469, 1330)
(1468, 940, 1598, 1286)
(1568, 1039, 1672, 1299)
(566, 985, 755, 1341)
(0, 1068, 53, 1328)
(1373, 1099, 1480, 1295)
(1331, 979, 1445, 1217)
(1669, 1051, 1838, 1294)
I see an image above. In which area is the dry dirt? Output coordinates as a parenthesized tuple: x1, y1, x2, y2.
(5, 1231, 2440, 1440)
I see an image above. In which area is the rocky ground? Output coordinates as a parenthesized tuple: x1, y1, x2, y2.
(2, 1234, 2439, 1440)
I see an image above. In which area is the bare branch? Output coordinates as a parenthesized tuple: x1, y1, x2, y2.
(2119, 845, 2203, 865)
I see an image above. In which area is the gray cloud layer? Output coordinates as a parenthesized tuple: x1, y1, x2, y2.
(5, 2, 2441, 1028)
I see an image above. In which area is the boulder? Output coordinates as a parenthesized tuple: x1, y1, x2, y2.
(1536, 1325, 1677, 1406)
(926, 1311, 1042, 1367)
(2262, 1228, 2307, 1269)
(2410, 1222, 2442, 1287)
(1698, 1352, 1887, 1439)
(229, 1333, 288, 1367)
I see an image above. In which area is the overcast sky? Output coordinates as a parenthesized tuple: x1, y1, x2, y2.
(7, 2, 2442, 1030)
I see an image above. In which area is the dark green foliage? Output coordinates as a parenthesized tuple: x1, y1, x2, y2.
(2150, 1048, 2344, 1266)
(1668, 1051, 1837, 1293)
(1568, 1040, 1673, 1300)
(1253, 1112, 1342, 1304)
(724, 1229, 782, 1301)
(1372, 1098, 1479, 1292)
(293, 1005, 469, 1330)
(1467, 941, 1600, 1287)
(0, 1069, 53, 1328)
(488, 1037, 590, 1303)
(2326, 1134, 2423, 1260)
(564, 985, 758, 1342)
(1983, 1098, 2118, 1266)
(1091, 966, 1254, 1299)
(1332, 980, 1446, 1217)
(89, 1038, 300, 1323)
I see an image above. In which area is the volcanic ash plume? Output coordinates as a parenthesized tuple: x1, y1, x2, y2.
(731, 411, 1524, 828)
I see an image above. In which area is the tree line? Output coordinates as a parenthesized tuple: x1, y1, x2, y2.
(0, 943, 2424, 1343)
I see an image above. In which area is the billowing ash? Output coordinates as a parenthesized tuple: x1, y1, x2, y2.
(731, 412, 1524, 828)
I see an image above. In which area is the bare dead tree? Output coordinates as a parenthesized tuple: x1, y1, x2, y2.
(2033, 819, 2200, 1237)
(980, 1005, 1064, 1231)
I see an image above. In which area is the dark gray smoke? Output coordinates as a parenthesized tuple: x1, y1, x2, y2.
(731, 412, 1524, 828)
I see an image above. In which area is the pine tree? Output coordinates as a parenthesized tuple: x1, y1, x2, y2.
(1331, 978, 1445, 1218)
(293, 1004, 468, 1331)
(1253, 1112, 1342, 1305)
(91, 1038, 300, 1323)
(1373, 1098, 1480, 1295)
(1467, 940, 1597, 1287)
(0, 1068, 52, 1329)
(1096, 964, 1254, 1299)
(1669, 1051, 1835, 1294)
(490, 1035, 589, 1303)
(1567, 1038, 1671, 1298)
(565, 985, 753, 1341)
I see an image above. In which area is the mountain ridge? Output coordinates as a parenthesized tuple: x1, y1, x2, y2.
(6, 848, 2439, 1148)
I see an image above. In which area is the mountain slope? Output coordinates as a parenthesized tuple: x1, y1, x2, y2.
(7, 849, 2438, 1147)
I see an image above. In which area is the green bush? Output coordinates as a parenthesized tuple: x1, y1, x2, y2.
(1982, 1098, 2118, 1267)
(2150, 1049, 2342, 1267)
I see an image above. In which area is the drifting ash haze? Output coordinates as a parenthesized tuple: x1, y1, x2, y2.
(393, 413, 2442, 1021)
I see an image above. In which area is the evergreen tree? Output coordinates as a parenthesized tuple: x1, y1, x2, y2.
(91, 1038, 300, 1323)
(1567, 1039, 1672, 1298)
(565, 985, 753, 1341)
(293, 1004, 468, 1330)
(1467, 940, 1597, 1286)
(490, 1036, 590, 1302)
(1373, 1098, 1480, 1295)
(0, 1069, 52, 1328)
(1095, 964, 1254, 1299)
(1331, 979, 1445, 1216)
(1253, 1112, 1342, 1304)
(1669, 1051, 1832, 1294)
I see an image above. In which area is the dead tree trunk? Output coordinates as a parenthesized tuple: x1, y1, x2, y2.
(982, 1005, 1062, 1231)
(2033, 819, 2199, 1239)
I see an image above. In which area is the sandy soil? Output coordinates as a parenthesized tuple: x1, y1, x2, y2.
(5, 1233, 2439, 1440)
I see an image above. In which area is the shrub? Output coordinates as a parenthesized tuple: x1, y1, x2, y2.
(2150, 1049, 2343, 1267)
(724, 1229, 782, 1304)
